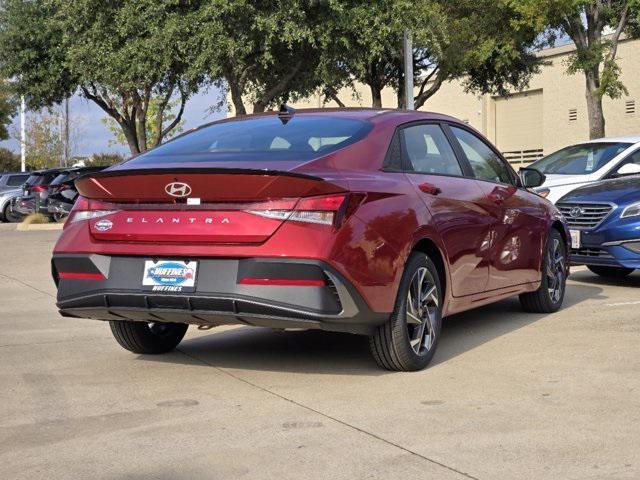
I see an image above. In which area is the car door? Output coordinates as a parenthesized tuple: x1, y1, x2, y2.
(447, 125, 547, 290)
(399, 122, 496, 296)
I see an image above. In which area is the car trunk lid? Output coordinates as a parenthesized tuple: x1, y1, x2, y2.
(74, 168, 347, 244)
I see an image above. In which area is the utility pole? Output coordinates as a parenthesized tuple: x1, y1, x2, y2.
(20, 95, 26, 172)
(403, 30, 414, 110)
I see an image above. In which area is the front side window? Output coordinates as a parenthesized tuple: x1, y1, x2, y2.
(531, 142, 631, 175)
(401, 124, 462, 176)
(451, 126, 513, 184)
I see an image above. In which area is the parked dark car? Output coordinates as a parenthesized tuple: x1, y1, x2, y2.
(47, 166, 106, 220)
(558, 174, 640, 278)
(14, 168, 66, 217)
(0, 172, 30, 194)
(52, 108, 569, 371)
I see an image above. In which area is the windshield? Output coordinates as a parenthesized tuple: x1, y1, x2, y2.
(127, 115, 373, 165)
(531, 142, 631, 175)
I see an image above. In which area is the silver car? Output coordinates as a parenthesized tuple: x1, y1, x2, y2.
(0, 172, 30, 194)
(0, 188, 24, 222)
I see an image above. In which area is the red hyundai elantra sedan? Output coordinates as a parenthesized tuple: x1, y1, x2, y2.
(52, 108, 569, 371)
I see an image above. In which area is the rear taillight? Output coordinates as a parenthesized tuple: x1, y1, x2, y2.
(246, 194, 362, 227)
(66, 196, 119, 227)
(31, 185, 46, 193)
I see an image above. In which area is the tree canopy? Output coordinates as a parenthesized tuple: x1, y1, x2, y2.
(538, 0, 640, 138)
(0, 0, 202, 154)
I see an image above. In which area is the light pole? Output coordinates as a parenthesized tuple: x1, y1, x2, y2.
(403, 30, 414, 110)
(63, 97, 69, 167)
(20, 95, 26, 172)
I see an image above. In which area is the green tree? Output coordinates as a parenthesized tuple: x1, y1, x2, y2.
(102, 97, 185, 149)
(0, 80, 16, 140)
(21, 113, 63, 169)
(0, 0, 203, 155)
(0, 147, 21, 171)
(319, 0, 547, 109)
(539, 0, 640, 139)
(194, 0, 336, 115)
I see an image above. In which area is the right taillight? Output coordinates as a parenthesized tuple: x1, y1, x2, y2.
(66, 196, 119, 227)
(246, 193, 364, 227)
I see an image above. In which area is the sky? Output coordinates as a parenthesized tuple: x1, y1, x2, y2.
(0, 86, 227, 158)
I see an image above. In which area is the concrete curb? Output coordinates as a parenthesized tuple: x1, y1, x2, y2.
(15, 222, 64, 231)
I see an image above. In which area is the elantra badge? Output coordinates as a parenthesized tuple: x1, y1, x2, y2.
(94, 219, 113, 232)
(165, 182, 192, 198)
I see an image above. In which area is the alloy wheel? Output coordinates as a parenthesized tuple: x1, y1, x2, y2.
(405, 267, 439, 355)
(546, 238, 565, 303)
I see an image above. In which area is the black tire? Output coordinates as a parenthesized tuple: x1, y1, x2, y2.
(520, 229, 567, 313)
(3, 203, 23, 223)
(109, 320, 188, 354)
(369, 252, 442, 371)
(587, 265, 635, 278)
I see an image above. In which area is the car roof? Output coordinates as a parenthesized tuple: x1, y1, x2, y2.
(581, 135, 640, 145)
(220, 107, 463, 124)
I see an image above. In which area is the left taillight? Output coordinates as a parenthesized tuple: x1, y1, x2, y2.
(246, 193, 363, 227)
(65, 196, 119, 227)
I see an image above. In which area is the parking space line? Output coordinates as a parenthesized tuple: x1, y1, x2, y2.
(606, 300, 640, 307)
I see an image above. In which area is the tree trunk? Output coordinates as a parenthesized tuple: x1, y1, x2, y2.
(584, 68, 605, 139)
(122, 124, 140, 155)
(370, 85, 382, 108)
(227, 79, 247, 116)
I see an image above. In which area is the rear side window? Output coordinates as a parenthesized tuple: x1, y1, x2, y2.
(6, 174, 29, 186)
(450, 126, 513, 184)
(401, 124, 462, 176)
(128, 116, 373, 165)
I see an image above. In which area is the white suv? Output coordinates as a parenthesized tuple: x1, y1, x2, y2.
(528, 136, 640, 203)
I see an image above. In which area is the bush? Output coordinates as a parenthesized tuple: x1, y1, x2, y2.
(89, 152, 125, 166)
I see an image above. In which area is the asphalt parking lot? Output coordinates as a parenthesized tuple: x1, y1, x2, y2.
(1, 229, 639, 480)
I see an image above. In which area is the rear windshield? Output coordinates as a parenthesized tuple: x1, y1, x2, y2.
(25, 175, 42, 186)
(127, 116, 373, 165)
(531, 142, 631, 175)
(50, 173, 71, 186)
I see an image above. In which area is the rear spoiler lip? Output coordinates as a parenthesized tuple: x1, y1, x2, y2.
(75, 167, 325, 185)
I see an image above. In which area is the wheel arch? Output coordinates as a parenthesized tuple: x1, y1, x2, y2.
(411, 237, 448, 304)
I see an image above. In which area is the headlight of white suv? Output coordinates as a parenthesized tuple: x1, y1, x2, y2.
(621, 202, 640, 218)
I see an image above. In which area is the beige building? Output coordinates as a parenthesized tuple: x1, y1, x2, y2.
(287, 38, 640, 166)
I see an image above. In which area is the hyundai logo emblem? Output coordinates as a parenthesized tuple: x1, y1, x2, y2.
(165, 182, 192, 198)
(569, 206, 583, 218)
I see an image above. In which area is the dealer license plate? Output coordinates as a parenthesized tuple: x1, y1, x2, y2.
(142, 260, 197, 293)
(570, 230, 581, 249)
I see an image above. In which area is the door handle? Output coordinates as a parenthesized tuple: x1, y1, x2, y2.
(418, 182, 442, 196)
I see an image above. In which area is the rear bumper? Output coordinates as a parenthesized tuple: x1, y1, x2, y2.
(52, 255, 389, 335)
(47, 199, 72, 215)
(13, 197, 35, 215)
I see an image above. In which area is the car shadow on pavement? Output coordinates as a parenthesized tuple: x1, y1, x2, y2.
(432, 282, 604, 367)
(142, 283, 604, 375)
(568, 268, 640, 288)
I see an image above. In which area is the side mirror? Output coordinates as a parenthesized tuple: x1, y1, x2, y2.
(519, 167, 546, 188)
(615, 163, 640, 177)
